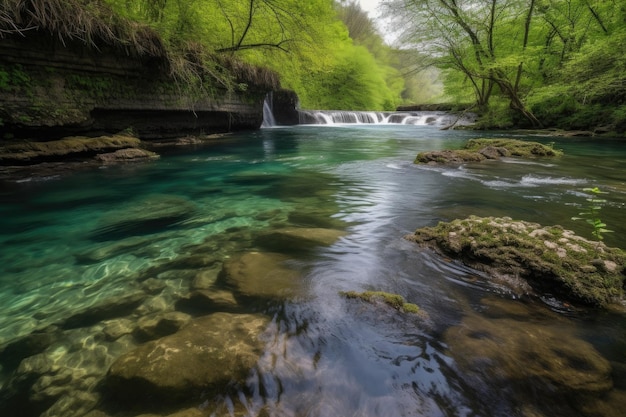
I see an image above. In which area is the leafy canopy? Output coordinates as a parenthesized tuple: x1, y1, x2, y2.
(103, 0, 407, 110)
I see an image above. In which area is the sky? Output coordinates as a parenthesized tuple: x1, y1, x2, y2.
(358, 0, 383, 16)
(356, 0, 398, 45)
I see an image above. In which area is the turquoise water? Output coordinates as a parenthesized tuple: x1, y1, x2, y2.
(0, 125, 625, 416)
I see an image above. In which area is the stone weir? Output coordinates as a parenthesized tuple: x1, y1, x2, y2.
(0, 34, 272, 140)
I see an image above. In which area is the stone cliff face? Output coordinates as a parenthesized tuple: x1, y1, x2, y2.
(0, 34, 268, 140)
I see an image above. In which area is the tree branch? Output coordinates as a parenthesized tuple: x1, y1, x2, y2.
(216, 40, 292, 53)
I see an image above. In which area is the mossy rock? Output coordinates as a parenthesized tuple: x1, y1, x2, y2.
(464, 138, 562, 157)
(0, 134, 142, 163)
(340, 290, 421, 314)
(414, 138, 562, 164)
(405, 216, 626, 307)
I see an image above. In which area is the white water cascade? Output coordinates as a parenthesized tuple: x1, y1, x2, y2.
(261, 91, 477, 128)
(297, 109, 476, 127)
(261, 93, 277, 128)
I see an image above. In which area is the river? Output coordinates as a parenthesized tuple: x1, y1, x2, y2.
(0, 124, 624, 416)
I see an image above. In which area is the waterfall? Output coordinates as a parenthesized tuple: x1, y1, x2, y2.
(296, 110, 476, 127)
(261, 93, 277, 128)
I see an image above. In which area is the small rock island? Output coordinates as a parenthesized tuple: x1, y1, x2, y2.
(405, 216, 626, 307)
(415, 138, 562, 165)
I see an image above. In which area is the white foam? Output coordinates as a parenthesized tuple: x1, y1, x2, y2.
(520, 175, 586, 186)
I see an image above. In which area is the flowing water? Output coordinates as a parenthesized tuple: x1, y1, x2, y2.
(0, 124, 625, 417)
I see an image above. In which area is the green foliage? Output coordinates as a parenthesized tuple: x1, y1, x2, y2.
(67, 74, 113, 99)
(98, 0, 407, 110)
(0, 64, 30, 91)
(572, 187, 613, 241)
(0, 67, 9, 90)
(389, 0, 626, 130)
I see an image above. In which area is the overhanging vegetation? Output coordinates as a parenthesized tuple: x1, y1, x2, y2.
(0, 0, 280, 91)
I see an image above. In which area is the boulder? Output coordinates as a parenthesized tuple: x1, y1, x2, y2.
(254, 227, 345, 253)
(90, 194, 197, 241)
(140, 278, 167, 295)
(133, 312, 191, 342)
(76, 235, 165, 263)
(219, 252, 302, 299)
(102, 318, 134, 341)
(415, 138, 562, 165)
(0, 326, 60, 371)
(175, 289, 239, 314)
(414, 149, 485, 164)
(478, 145, 509, 159)
(464, 138, 561, 157)
(406, 216, 626, 307)
(62, 291, 146, 329)
(445, 305, 613, 400)
(106, 313, 269, 402)
(191, 265, 222, 290)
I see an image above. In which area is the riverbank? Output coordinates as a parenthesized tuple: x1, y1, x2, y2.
(0, 133, 236, 182)
(0, 1, 278, 141)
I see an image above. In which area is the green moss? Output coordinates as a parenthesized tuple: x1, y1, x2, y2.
(406, 216, 626, 307)
(0, 64, 32, 95)
(415, 138, 562, 165)
(0, 134, 142, 162)
(340, 290, 421, 314)
(67, 74, 113, 99)
(464, 138, 563, 157)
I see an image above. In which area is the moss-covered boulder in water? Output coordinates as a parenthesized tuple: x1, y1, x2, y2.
(219, 252, 303, 299)
(106, 313, 269, 403)
(340, 290, 421, 314)
(415, 138, 562, 165)
(405, 216, 626, 307)
(0, 135, 142, 164)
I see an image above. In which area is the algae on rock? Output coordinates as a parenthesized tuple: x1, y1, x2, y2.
(340, 290, 421, 314)
(405, 216, 626, 307)
(415, 138, 562, 165)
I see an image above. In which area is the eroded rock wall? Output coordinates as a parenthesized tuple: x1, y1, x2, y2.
(0, 34, 266, 140)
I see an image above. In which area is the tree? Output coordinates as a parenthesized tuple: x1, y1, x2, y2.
(386, 0, 626, 130)
(102, 0, 407, 110)
(387, 0, 544, 126)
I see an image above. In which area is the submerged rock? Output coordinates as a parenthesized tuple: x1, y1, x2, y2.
(175, 289, 239, 314)
(255, 226, 345, 253)
(90, 194, 197, 241)
(0, 326, 61, 372)
(219, 251, 303, 299)
(62, 291, 146, 329)
(106, 312, 269, 402)
(445, 301, 613, 408)
(1, 324, 126, 417)
(102, 319, 134, 342)
(415, 138, 562, 165)
(405, 216, 626, 307)
(340, 290, 421, 315)
(133, 311, 191, 342)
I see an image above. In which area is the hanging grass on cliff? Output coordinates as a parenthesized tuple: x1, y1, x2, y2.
(0, 0, 279, 92)
(0, 0, 166, 56)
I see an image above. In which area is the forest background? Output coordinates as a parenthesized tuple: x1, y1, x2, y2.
(54, 0, 626, 132)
